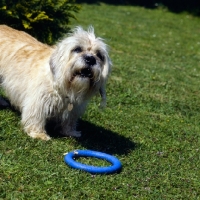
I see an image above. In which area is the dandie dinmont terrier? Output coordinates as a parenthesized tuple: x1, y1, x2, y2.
(0, 25, 111, 140)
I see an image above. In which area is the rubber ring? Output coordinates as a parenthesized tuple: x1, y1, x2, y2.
(64, 150, 122, 174)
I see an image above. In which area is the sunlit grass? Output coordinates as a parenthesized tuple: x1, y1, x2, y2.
(1, 3, 200, 199)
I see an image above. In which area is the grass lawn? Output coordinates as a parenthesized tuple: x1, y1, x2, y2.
(1, 3, 200, 199)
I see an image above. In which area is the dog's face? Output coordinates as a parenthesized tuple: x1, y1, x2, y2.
(50, 27, 111, 104)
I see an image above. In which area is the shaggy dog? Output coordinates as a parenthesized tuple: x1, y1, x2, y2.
(0, 25, 111, 140)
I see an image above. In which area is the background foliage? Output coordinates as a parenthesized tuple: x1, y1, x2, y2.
(77, 0, 200, 16)
(0, 0, 80, 44)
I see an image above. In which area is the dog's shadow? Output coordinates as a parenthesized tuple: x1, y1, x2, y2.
(47, 119, 137, 155)
(0, 96, 136, 155)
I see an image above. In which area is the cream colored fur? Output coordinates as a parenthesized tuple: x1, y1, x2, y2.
(0, 25, 111, 140)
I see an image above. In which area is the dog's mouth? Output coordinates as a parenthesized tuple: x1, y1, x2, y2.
(74, 67, 93, 79)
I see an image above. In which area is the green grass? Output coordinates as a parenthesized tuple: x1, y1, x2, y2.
(1, 3, 200, 199)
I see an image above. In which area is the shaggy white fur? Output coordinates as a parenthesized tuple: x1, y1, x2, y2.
(0, 25, 111, 140)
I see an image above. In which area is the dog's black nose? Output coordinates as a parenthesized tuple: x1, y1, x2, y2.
(84, 55, 96, 66)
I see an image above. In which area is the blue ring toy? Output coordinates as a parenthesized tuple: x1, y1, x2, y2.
(64, 150, 122, 174)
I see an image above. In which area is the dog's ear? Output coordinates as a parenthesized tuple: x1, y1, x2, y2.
(49, 40, 71, 80)
(99, 54, 112, 108)
(49, 50, 57, 77)
(49, 48, 65, 80)
(99, 85, 106, 108)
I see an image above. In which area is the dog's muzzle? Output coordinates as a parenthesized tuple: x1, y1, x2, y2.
(73, 55, 97, 79)
(74, 67, 93, 79)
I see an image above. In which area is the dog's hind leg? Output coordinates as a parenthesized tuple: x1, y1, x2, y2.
(0, 96, 10, 109)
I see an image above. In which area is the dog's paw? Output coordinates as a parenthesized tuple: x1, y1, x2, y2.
(28, 132, 51, 141)
(65, 131, 82, 138)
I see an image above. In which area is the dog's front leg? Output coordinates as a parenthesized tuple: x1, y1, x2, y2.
(61, 105, 86, 137)
(61, 113, 81, 137)
(21, 108, 51, 140)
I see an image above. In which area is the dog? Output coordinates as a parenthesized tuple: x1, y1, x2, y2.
(0, 25, 111, 140)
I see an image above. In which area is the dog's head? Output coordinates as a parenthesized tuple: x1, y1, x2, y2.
(50, 26, 111, 105)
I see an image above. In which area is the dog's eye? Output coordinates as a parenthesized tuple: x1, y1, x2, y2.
(96, 51, 104, 62)
(73, 46, 82, 53)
